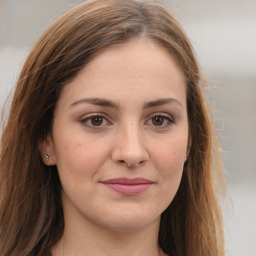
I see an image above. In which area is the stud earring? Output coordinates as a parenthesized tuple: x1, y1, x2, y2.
(44, 154, 49, 162)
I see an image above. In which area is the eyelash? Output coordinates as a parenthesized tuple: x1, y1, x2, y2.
(145, 113, 174, 128)
(80, 113, 111, 129)
(80, 113, 174, 129)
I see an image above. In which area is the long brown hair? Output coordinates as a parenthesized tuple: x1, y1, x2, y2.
(0, 0, 226, 255)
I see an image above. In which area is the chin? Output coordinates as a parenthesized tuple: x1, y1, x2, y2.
(97, 206, 161, 232)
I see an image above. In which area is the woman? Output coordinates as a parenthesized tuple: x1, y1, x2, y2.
(0, 0, 227, 255)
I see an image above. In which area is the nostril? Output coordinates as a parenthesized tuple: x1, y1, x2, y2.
(127, 160, 145, 168)
(118, 159, 144, 168)
(118, 160, 129, 166)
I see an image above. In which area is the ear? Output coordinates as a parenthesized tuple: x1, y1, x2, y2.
(39, 134, 57, 166)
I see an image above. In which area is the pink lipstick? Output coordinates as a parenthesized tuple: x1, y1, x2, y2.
(100, 177, 154, 195)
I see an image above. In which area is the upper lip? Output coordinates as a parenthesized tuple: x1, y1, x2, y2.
(100, 177, 154, 185)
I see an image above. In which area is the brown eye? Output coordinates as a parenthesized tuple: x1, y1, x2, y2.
(80, 114, 110, 128)
(91, 116, 103, 126)
(146, 114, 174, 128)
(152, 116, 164, 126)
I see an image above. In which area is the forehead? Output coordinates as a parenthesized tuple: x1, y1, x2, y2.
(57, 38, 187, 109)
(85, 38, 185, 82)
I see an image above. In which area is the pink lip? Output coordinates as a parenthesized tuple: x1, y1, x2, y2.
(100, 177, 154, 195)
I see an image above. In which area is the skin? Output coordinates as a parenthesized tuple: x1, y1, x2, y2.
(42, 38, 189, 256)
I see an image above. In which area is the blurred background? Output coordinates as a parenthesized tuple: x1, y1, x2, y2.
(0, 0, 255, 255)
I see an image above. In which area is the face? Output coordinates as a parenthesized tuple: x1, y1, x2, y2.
(42, 39, 189, 232)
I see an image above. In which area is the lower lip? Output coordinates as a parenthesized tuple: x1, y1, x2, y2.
(102, 183, 153, 195)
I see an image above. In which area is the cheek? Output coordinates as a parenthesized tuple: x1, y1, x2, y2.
(149, 137, 187, 212)
(53, 131, 110, 182)
(152, 136, 187, 189)
(155, 137, 186, 169)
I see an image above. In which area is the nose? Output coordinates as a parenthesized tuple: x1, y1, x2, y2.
(111, 122, 149, 168)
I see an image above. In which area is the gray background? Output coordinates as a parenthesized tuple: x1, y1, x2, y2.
(0, 0, 255, 255)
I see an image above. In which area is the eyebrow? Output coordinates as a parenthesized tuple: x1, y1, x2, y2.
(70, 97, 183, 109)
(70, 98, 120, 109)
(143, 98, 183, 109)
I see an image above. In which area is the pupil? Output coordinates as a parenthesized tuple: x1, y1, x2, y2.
(92, 116, 103, 126)
(153, 116, 163, 126)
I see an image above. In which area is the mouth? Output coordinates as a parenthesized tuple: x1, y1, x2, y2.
(100, 177, 154, 195)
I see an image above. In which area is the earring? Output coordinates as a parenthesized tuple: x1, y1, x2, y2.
(44, 154, 49, 162)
